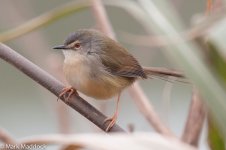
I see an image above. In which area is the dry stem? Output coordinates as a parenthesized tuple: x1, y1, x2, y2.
(182, 90, 206, 146)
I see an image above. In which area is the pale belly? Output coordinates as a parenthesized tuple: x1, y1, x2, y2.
(63, 60, 131, 100)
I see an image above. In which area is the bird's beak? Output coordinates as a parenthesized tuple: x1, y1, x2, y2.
(53, 45, 68, 50)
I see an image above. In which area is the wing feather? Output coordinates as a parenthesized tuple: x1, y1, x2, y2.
(99, 38, 147, 79)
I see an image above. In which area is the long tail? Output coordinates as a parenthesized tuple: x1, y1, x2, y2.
(142, 67, 188, 83)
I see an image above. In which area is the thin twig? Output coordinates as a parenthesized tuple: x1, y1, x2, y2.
(0, 128, 17, 145)
(91, 0, 115, 39)
(0, 0, 91, 42)
(0, 43, 124, 133)
(161, 78, 174, 125)
(120, 23, 210, 48)
(56, 102, 72, 134)
(182, 90, 206, 146)
(90, 0, 174, 136)
(128, 83, 173, 136)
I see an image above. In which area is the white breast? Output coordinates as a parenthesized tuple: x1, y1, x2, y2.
(62, 50, 126, 100)
(63, 51, 91, 89)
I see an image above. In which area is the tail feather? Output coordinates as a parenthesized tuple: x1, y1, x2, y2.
(142, 67, 189, 83)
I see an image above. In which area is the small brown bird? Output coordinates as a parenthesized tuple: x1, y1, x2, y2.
(53, 29, 181, 131)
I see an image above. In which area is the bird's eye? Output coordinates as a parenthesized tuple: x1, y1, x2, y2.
(74, 43, 81, 49)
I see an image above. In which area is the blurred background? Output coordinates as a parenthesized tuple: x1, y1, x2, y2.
(0, 0, 212, 149)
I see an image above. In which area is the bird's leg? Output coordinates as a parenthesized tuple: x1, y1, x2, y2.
(58, 86, 77, 102)
(104, 93, 121, 132)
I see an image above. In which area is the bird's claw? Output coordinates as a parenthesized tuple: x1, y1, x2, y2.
(57, 87, 77, 102)
(104, 115, 117, 132)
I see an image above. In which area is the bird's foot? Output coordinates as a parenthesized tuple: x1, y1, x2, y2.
(58, 87, 77, 102)
(104, 114, 117, 132)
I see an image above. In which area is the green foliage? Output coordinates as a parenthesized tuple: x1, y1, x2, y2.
(208, 116, 225, 150)
(206, 42, 226, 85)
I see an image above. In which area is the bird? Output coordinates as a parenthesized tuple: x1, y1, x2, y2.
(53, 29, 183, 131)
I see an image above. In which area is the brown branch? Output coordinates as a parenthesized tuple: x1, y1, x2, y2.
(0, 128, 17, 145)
(0, 43, 124, 133)
(182, 90, 206, 146)
(90, 0, 174, 136)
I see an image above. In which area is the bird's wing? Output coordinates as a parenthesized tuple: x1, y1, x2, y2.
(100, 39, 147, 79)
